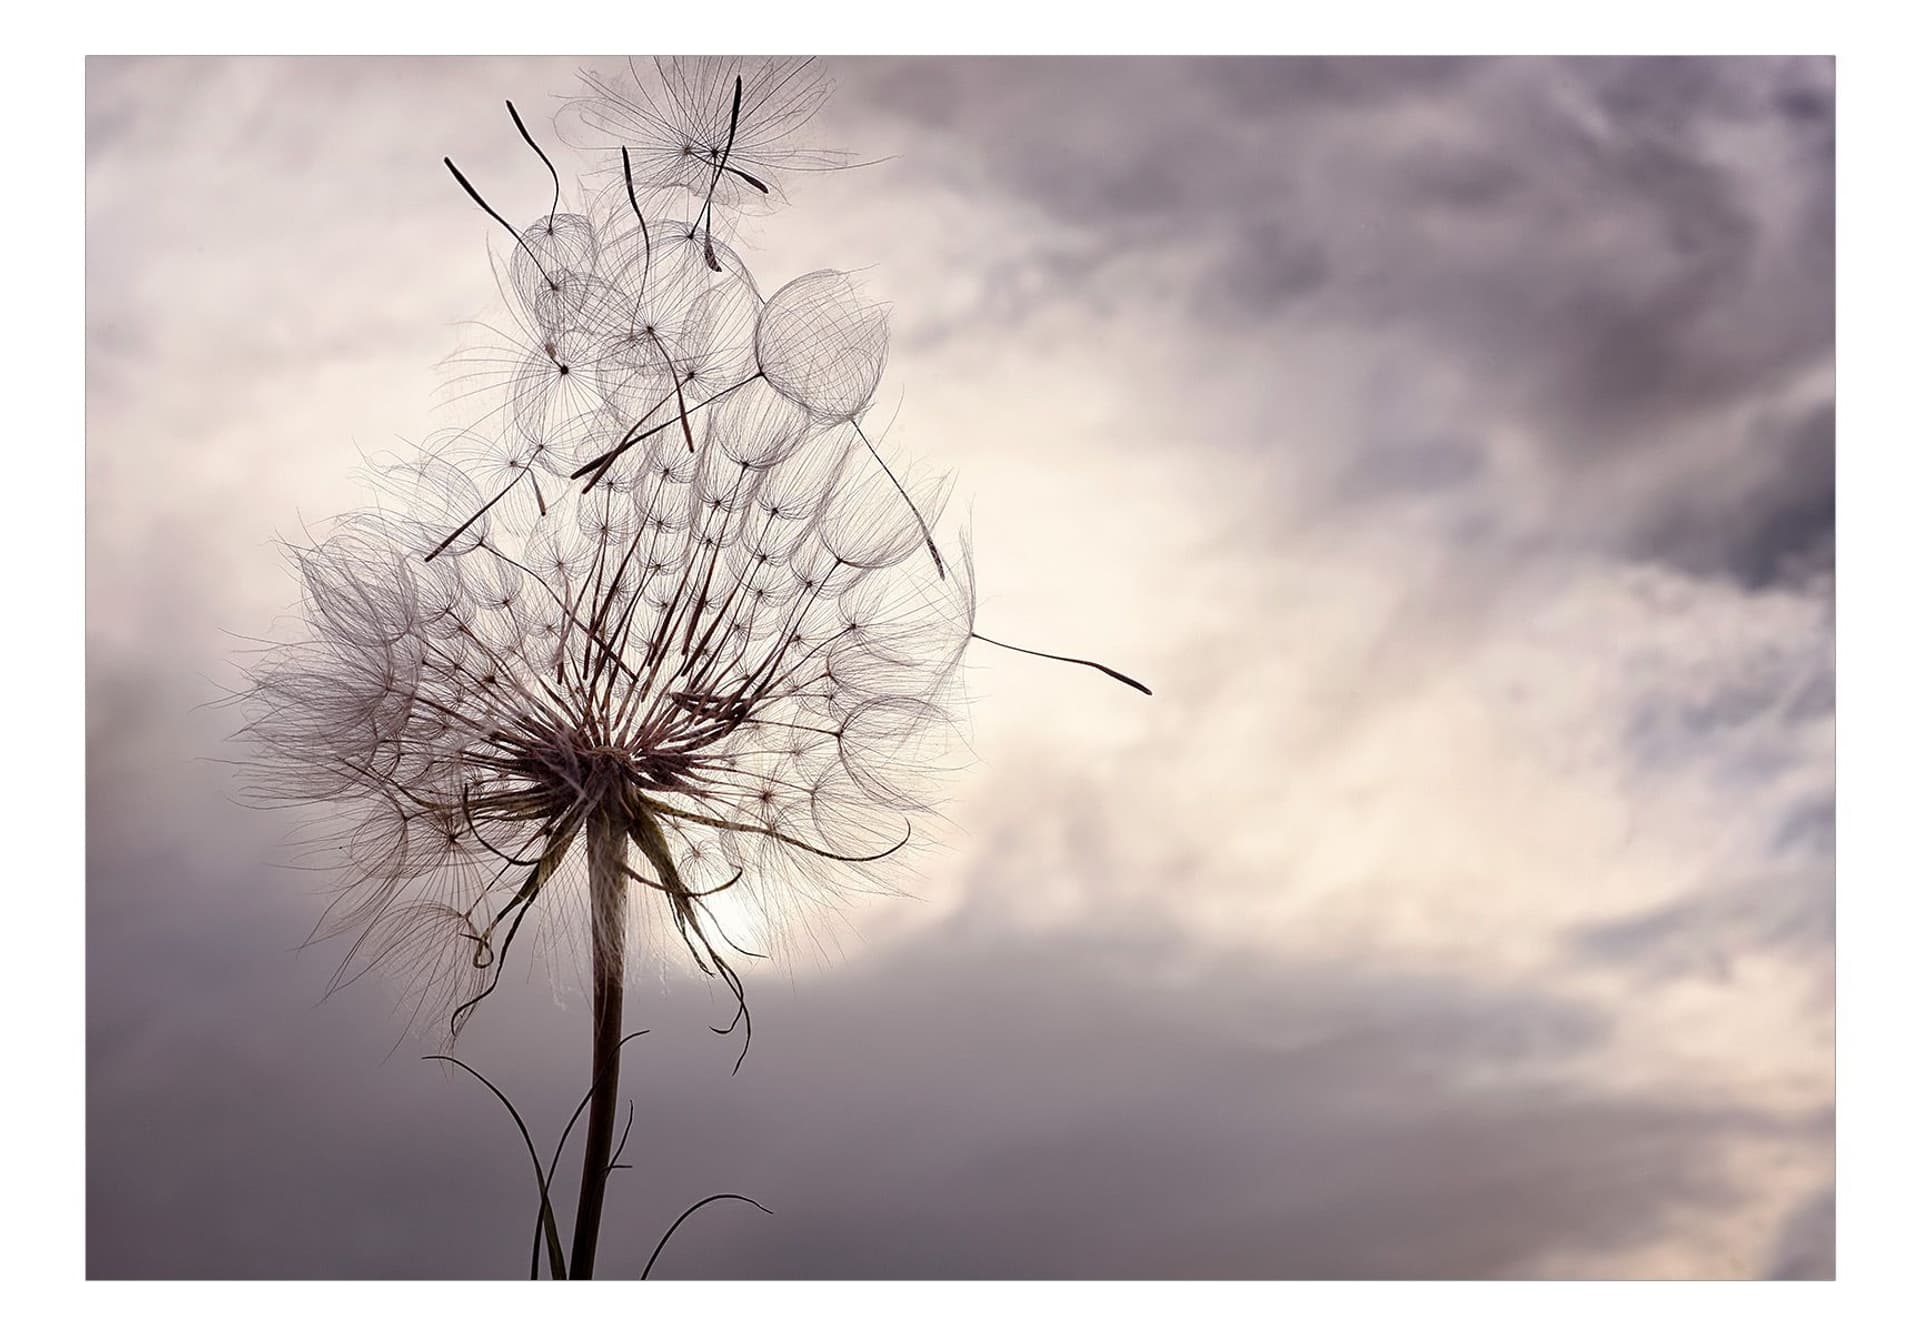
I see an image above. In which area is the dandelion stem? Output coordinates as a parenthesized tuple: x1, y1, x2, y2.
(568, 808, 628, 1279)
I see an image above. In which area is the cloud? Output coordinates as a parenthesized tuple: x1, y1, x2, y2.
(632, 924, 1799, 1280)
(87, 56, 1833, 1278)
(86, 704, 1820, 1279)
(841, 56, 1834, 590)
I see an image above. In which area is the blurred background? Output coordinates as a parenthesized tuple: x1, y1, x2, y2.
(86, 55, 1834, 1278)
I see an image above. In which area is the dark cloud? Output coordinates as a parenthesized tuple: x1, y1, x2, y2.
(1767, 1184, 1836, 1280)
(1567, 871, 1834, 989)
(635, 926, 1795, 1280)
(85, 738, 1802, 1278)
(88, 645, 1827, 1279)
(1207, 56, 1477, 116)
(1632, 395, 1835, 589)
(848, 56, 1833, 590)
(1330, 431, 1486, 505)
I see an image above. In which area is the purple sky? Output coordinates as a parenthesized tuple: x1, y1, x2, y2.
(86, 55, 1833, 1279)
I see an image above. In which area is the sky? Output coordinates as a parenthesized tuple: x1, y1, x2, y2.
(86, 55, 1834, 1279)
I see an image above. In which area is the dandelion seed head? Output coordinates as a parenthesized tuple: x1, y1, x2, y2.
(244, 217, 969, 1046)
(239, 58, 1143, 1055)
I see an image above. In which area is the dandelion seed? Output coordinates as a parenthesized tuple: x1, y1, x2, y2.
(560, 57, 852, 215)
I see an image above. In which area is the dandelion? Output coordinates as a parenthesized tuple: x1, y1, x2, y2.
(237, 56, 1146, 1279)
(559, 56, 853, 216)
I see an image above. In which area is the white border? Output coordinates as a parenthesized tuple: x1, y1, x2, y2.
(26, 4, 1908, 1326)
